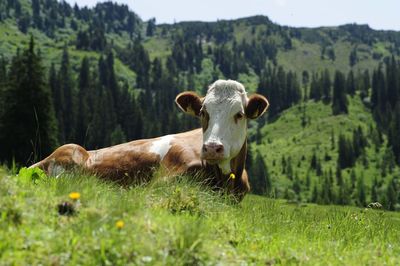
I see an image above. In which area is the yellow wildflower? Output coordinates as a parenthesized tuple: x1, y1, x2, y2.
(229, 173, 236, 180)
(69, 192, 81, 200)
(116, 220, 125, 229)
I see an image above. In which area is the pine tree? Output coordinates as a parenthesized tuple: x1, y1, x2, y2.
(49, 63, 64, 143)
(346, 70, 356, 96)
(356, 172, 366, 207)
(388, 102, 400, 164)
(386, 178, 397, 211)
(337, 177, 351, 205)
(332, 70, 348, 115)
(321, 173, 333, 204)
(338, 133, 355, 169)
(76, 57, 92, 146)
(322, 69, 331, 103)
(146, 18, 156, 36)
(251, 152, 272, 195)
(371, 177, 379, 202)
(292, 173, 301, 198)
(349, 47, 358, 67)
(350, 168, 357, 190)
(110, 124, 127, 145)
(0, 36, 58, 164)
(58, 45, 76, 143)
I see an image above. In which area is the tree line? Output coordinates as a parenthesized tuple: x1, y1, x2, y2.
(0, 37, 198, 165)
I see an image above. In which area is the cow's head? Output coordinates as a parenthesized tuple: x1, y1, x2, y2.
(175, 80, 269, 174)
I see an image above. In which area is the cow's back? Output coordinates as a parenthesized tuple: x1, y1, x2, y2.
(85, 129, 203, 182)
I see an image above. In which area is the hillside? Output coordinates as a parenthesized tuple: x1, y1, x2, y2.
(252, 94, 400, 207)
(1, 168, 400, 265)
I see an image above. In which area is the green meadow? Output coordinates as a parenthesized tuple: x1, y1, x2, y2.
(1, 167, 399, 265)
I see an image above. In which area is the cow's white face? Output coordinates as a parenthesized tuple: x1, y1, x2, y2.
(176, 80, 269, 174)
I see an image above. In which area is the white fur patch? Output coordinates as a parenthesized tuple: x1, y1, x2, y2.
(149, 135, 174, 161)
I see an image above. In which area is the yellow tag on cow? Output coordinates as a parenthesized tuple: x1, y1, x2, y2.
(229, 173, 236, 180)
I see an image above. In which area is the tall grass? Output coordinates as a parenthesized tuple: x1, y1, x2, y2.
(0, 168, 399, 265)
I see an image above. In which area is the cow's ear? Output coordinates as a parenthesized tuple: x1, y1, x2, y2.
(245, 94, 269, 119)
(175, 91, 203, 116)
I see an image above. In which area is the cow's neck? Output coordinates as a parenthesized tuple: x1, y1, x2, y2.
(205, 139, 247, 188)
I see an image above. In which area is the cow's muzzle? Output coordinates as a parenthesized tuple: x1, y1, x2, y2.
(201, 142, 224, 162)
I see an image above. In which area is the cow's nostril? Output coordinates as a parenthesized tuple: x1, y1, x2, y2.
(202, 146, 208, 152)
(216, 146, 223, 153)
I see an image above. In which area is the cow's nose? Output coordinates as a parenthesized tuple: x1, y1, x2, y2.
(202, 142, 224, 159)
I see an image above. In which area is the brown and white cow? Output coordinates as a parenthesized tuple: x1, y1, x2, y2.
(30, 80, 269, 200)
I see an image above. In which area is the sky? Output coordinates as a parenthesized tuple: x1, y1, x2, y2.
(65, 0, 400, 31)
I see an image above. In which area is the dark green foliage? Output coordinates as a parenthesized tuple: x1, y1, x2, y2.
(352, 126, 367, 159)
(0, 36, 58, 164)
(370, 58, 400, 166)
(309, 69, 331, 103)
(250, 152, 272, 196)
(337, 177, 351, 205)
(332, 70, 348, 115)
(371, 177, 379, 203)
(119, 40, 151, 90)
(146, 18, 156, 36)
(58, 46, 76, 143)
(75, 57, 92, 146)
(386, 177, 398, 211)
(346, 70, 356, 96)
(349, 47, 358, 67)
(337, 133, 355, 169)
(388, 102, 400, 164)
(355, 172, 366, 207)
(322, 69, 331, 103)
(76, 25, 107, 51)
(258, 65, 301, 117)
(320, 172, 335, 204)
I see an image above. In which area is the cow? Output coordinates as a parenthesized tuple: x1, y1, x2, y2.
(29, 80, 269, 201)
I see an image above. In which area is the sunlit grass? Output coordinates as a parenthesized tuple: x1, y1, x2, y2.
(1, 168, 399, 265)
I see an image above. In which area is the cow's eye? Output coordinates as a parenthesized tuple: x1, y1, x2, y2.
(234, 112, 244, 121)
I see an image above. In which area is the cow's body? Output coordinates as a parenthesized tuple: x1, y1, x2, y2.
(30, 80, 268, 200)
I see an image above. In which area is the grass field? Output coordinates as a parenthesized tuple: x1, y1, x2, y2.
(1, 167, 399, 265)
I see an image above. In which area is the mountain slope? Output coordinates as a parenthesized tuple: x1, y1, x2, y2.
(253, 95, 399, 206)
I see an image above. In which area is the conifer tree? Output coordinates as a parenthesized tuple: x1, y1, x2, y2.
(356, 172, 366, 207)
(388, 102, 400, 164)
(49, 63, 64, 142)
(349, 47, 358, 67)
(0, 36, 58, 163)
(58, 45, 76, 143)
(386, 178, 397, 211)
(337, 178, 351, 205)
(332, 70, 348, 115)
(322, 69, 331, 103)
(310, 184, 319, 203)
(251, 152, 272, 195)
(338, 133, 355, 169)
(346, 70, 356, 96)
(76, 57, 91, 146)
